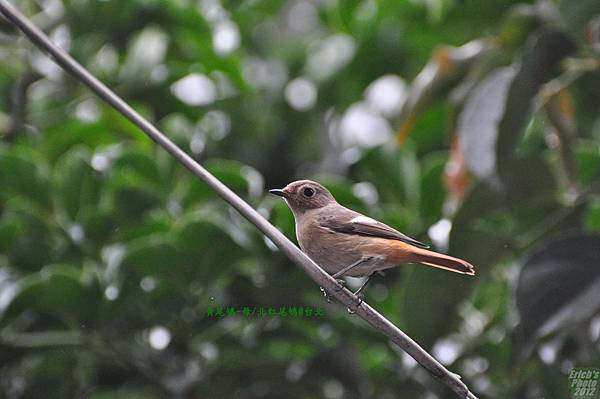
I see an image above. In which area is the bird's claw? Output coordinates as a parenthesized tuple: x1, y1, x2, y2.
(319, 286, 332, 303)
(320, 279, 346, 303)
(347, 291, 364, 314)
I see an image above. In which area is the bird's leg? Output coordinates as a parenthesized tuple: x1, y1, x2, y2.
(321, 257, 372, 305)
(331, 256, 373, 279)
(347, 270, 384, 314)
(345, 273, 372, 314)
(353, 272, 374, 298)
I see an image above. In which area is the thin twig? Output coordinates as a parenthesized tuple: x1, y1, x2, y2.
(544, 89, 579, 199)
(0, 2, 478, 398)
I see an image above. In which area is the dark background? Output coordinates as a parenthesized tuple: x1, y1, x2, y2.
(1, 0, 600, 398)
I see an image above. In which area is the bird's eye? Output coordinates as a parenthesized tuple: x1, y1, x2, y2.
(303, 187, 315, 197)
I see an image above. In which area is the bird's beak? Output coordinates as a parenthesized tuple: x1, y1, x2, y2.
(269, 188, 287, 198)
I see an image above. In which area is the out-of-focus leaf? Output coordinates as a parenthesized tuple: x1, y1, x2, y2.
(459, 30, 576, 186)
(1, 203, 56, 272)
(401, 182, 511, 348)
(174, 211, 242, 278)
(270, 200, 295, 240)
(407, 102, 451, 153)
(1, 264, 100, 325)
(458, 66, 516, 183)
(396, 39, 495, 142)
(120, 26, 169, 82)
(79, 207, 115, 245)
(113, 150, 163, 186)
(316, 178, 364, 211)
(181, 159, 255, 207)
(585, 198, 600, 232)
(120, 234, 180, 276)
(52, 146, 103, 220)
(41, 120, 117, 161)
(448, 184, 508, 266)
(0, 145, 51, 207)
(89, 391, 154, 399)
(504, 157, 556, 205)
(420, 152, 446, 223)
(358, 143, 420, 209)
(0, 219, 20, 253)
(115, 212, 171, 243)
(590, 16, 600, 57)
(560, 0, 600, 36)
(575, 141, 600, 186)
(516, 234, 600, 354)
(498, 4, 544, 47)
(106, 172, 163, 222)
(496, 30, 576, 182)
(8, 349, 81, 397)
(401, 267, 474, 349)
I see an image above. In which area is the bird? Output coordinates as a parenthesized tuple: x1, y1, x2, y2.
(269, 179, 475, 299)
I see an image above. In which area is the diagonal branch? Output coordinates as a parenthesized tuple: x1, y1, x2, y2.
(0, 2, 478, 398)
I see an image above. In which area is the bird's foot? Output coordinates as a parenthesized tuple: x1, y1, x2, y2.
(319, 286, 332, 303)
(319, 279, 345, 303)
(347, 291, 364, 314)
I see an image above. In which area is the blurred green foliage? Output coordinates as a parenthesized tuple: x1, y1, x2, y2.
(1, 0, 600, 398)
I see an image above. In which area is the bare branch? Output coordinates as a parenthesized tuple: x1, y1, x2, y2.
(0, 2, 478, 397)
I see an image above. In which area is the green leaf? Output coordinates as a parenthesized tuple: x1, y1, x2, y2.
(584, 197, 600, 232)
(121, 234, 180, 276)
(317, 178, 364, 211)
(181, 159, 256, 207)
(0, 145, 51, 207)
(516, 234, 600, 354)
(0, 202, 56, 272)
(575, 141, 600, 187)
(401, 267, 475, 349)
(115, 212, 171, 242)
(106, 170, 164, 223)
(2, 264, 100, 326)
(88, 391, 155, 399)
(113, 149, 163, 189)
(358, 142, 420, 208)
(419, 152, 446, 224)
(174, 211, 242, 278)
(448, 183, 509, 269)
(496, 30, 576, 183)
(52, 146, 103, 220)
(459, 30, 576, 186)
(0, 218, 20, 253)
(41, 120, 117, 162)
(269, 200, 296, 241)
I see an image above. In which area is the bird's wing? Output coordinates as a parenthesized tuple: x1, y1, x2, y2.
(318, 212, 429, 248)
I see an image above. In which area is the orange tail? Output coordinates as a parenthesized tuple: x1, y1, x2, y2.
(412, 248, 475, 276)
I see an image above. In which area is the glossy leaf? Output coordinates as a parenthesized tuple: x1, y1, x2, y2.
(516, 234, 600, 353)
(458, 66, 516, 182)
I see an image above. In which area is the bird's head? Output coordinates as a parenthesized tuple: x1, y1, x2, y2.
(269, 180, 336, 215)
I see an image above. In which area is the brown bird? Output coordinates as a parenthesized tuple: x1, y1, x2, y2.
(270, 180, 475, 297)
